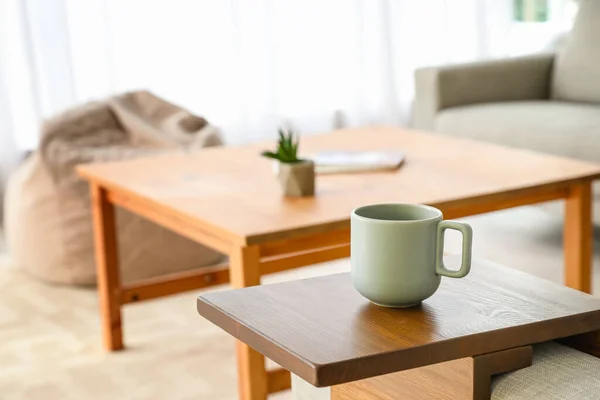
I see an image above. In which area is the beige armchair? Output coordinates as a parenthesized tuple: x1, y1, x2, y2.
(413, 0, 600, 221)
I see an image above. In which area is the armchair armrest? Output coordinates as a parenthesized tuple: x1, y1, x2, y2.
(412, 53, 555, 130)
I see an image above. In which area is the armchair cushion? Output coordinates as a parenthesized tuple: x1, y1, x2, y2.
(435, 101, 600, 162)
(552, 0, 600, 103)
(413, 54, 554, 131)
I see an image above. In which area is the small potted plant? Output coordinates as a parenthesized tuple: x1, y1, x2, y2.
(261, 129, 315, 197)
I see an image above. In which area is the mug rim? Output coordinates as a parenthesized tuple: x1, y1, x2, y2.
(351, 203, 442, 223)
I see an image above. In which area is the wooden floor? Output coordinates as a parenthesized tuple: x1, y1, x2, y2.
(1, 205, 600, 400)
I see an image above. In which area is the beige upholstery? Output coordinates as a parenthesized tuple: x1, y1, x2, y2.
(413, 2, 600, 223)
(492, 342, 600, 399)
(413, 54, 554, 131)
(436, 101, 600, 162)
(4, 91, 225, 285)
(552, 0, 600, 103)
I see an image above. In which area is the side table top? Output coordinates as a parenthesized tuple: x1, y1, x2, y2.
(197, 258, 600, 387)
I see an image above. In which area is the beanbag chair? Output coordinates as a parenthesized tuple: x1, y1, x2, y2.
(4, 91, 225, 285)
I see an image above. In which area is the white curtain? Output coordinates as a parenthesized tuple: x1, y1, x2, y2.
(0, 75, 19, 224)
(1, 0, 576, 150)
(1, 0, 513, 148)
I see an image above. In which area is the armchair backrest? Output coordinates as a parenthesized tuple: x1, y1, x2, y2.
(552, 0, 600, 103)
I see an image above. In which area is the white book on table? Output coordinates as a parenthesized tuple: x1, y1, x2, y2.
(311, 150, 406, 174)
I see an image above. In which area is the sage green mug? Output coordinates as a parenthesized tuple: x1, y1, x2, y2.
(351, 203, 473, 307)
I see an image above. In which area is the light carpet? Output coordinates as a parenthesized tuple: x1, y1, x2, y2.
(2, 204, 600, 400)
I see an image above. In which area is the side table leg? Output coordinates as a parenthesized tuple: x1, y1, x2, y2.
(230, 245, 268, 400)
(332, 347, 532, 400)
(472, 346, 532, 399)
(90, 184, 123, 351)
(564, 181, 593, 293)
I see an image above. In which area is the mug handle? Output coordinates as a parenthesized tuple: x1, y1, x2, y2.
(435, 220, 473, 278)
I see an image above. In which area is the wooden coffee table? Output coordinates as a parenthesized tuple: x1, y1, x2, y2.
(78, 127, 600, 399)
(197, 257, 600, 399)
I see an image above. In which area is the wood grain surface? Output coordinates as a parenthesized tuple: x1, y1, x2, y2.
(119, 264, 230, 304)
(77, 127, 600, 246)
(333, 357, 473, 400)
(197, 257, 600, 387)
(332, 346, 532, 400)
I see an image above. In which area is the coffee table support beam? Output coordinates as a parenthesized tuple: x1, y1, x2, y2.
(260, 245, 350, 275)
(267, 368, 292, 394)
(439, 185, 570, 220)
(118, 241, 348, 306)
(259, 229, 350, 257)
(119, 264, 230, 304)
(107, 190, 233, 254)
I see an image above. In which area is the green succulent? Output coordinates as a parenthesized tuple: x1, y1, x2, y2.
(261, 128, 303, 163)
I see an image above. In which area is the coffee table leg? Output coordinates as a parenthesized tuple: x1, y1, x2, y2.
(90, 184, 124, 351)
(230, 245, 268, 400)
(564, 181, 593, 293)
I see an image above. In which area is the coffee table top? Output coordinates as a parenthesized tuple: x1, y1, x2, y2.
(197, 257, 600, 387)
(78, 127, 600, 245)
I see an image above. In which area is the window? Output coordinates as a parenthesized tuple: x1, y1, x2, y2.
(514, 0, 549, 22)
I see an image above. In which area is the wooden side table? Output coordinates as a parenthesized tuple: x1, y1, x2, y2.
(197, 258, 600, 399)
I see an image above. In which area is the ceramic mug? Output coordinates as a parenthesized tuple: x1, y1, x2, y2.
(351, 203, 473, 307)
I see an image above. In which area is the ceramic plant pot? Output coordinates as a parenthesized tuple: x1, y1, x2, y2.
(278, 160, 315, 197)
